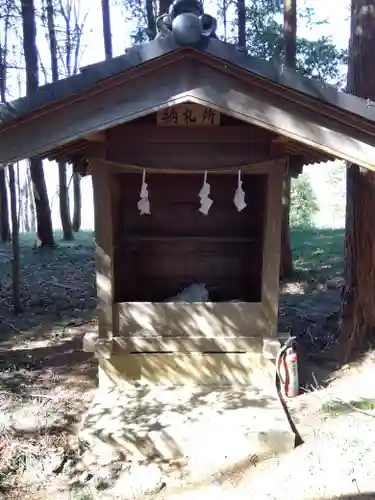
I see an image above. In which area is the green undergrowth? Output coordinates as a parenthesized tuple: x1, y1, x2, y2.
(291, 227, 344, 281)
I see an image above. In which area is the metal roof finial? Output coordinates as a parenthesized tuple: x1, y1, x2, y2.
(155, 0, 218, 46)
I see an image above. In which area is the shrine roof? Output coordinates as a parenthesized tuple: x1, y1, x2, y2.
(1, 27, 375, 172)
(0, 35, 374, 128)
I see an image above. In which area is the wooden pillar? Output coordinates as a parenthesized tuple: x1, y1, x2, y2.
(90, 159, 116, 341)
(261, 160, 285, 336)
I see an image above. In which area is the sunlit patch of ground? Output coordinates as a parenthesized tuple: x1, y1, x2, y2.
(0, 318, 97, 499)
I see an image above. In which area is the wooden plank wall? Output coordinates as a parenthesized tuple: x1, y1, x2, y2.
(113, 173, 267, 302)
(105, 113, 284, 171)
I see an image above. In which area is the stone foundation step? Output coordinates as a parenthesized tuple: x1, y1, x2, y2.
(78, 384, 295, 496)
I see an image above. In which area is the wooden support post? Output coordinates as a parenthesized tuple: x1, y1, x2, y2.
(261, 161, 285, 335)
(90, 159, 116, 341)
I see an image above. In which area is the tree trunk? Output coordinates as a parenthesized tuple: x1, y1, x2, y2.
(223, 0, 228, 42)
(17, 163, 23, 232)
(58, 162, 73, 239)
(23, 178, 30, 233)
(0, 169, 10, 242)
(237, 0, 246, 48)
(29, 158, 54, 245)
(0, 45, 11, 243)
(21, 0, 54, 247)
(46, 0, 73, 240)
(27, 167, 36, 233)
(284, 0, 297, 68)
(280, 0, 297, 280)
(146, 0, 156, 40)
(101, 0, 113, 59)
(339, 0, 375, 362)
(280, 175, 294, 278)
(8, 164, 22, 313)
(72, 173, 81, 232)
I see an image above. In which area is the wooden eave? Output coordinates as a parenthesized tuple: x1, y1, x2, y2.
(0, 48, 186, 132)
(197, 48, 375, 141)
(0, 47, 373, 170)
(43, 130, 330, 170)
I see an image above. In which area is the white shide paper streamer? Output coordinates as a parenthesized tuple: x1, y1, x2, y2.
(233, 169, 247, 212)
(137, 168, 151, 215)
(198, 170, 213, 215)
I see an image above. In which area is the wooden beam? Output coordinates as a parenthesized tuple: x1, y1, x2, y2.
(84, 131, 106, 142)
(272, 135, 290, 144)
(106, 142, 285, 170)
(83, 333, 264, 354)
(101, 159, 284, 175)
(106, 124, 276, 144)
(45, 141, 91, 161)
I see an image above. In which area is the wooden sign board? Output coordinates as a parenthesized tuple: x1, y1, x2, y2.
(157, 104, 220, 126)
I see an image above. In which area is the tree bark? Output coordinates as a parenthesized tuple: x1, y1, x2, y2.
(58, 162, 73, 239)
(223, 0, 228, 41)
(237, 0, 246, 48)
(0, 44, 11, 243)
(29, 158, 54, 245)
(17, 163, 23, 232)
(101, 0, 113, 59)
(72, 173, 81, 232)
(21, 0, 54, 247)
(146, 0, 156, 40)
(280, 0, 297, 280)
(280, 174, 294, 278)
(284, 0, 297, 68)
(46, 0, 73, 241)
(8, 164, 22, 313)
(27, 167, 36, 233)
(23, 178, 30, 233)
(0, 169, 10, 242)
(339, 0, 375, 362)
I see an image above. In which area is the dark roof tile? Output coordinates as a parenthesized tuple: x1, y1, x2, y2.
(1, 36, 374, 127)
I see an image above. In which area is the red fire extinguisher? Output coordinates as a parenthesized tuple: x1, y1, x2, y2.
(276, 337, 299, 398)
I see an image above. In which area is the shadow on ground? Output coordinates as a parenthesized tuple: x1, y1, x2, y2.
(0, 322, 97, 396)
(80, 382, 283, 463)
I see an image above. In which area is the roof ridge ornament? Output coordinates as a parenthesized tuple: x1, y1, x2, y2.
(155, 0, 217, 46)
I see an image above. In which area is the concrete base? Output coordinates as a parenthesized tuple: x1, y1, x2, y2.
(97, 352, 279, 390)
(79, 384, 295, 483)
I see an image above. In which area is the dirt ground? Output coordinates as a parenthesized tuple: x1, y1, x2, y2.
(0, 232, 97, 498)
(1, 228, 365, 500)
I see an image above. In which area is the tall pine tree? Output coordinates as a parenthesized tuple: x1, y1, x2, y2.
(21, 0, 54, 246)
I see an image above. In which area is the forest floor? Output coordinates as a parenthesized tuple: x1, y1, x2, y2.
(2, 228, 374, 500)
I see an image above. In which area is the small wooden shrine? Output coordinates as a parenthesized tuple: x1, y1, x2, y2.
(84, 102, 298, 386)
(2, 1, 375, 386)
